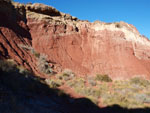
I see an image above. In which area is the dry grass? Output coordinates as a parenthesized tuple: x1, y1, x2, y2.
(2, 60, 149, 108)
(45, 71, 150, 108)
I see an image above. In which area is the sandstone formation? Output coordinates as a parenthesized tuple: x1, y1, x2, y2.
(0, 0, 150, 79)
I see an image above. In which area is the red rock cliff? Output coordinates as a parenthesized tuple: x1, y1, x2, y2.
(1, 1, 150, 79)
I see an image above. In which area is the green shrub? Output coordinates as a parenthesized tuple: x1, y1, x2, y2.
(67, 77, 85, 88)
(45, 79, 61, 88)
(80, 87, 100, 97)
(0, 59, 33, 77)
(87, 76, 97, 86)
(20, 44, 53, 75)
(33, 52, 40, 58)
(73, 86, 100, 105)
(37, 54, 53, 75)
(63, 69, 75, 76)
(95, 74, 112, 82)
(0, 59, 17, 72)
(115, 23, 122, 28)
(17, 66, 32, 76)
(130, 77, 150, 87)
(134, 93, 150, 104)
(59, 69, 75, 81)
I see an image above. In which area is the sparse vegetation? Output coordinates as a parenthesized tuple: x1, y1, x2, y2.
(57, 69, 75, 81)
(129, 77, 150, 87)
(0, 59, 43, 93)
(87, 76, 97, 86)
(20, 44, 53, 75)
(1, 59, 150, 108)
(48, 70, 150, 108)
(115, 23, 122, 28)
(0, 59, 17, 72)
(95, 74, 112, 82)
(67, 77, 85, 88)
(45, 79, 62, 88)
(102, 78, 150, 108)
(52, 71, 150, 108)
(67, 79, 100, 104)
(37, 54, 53, 75)
(0, 59, 77, 112)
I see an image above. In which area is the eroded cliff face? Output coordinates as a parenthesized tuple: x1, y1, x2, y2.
(0, 1, 150, 79)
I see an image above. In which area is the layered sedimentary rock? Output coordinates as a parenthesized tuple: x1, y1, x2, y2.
(0, 0, 150, 79)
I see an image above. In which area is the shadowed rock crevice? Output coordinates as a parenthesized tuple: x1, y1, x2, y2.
(0, 43, 8, 58)
(0, 2, 31, 40)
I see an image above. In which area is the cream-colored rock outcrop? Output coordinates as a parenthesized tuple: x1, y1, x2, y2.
(92, 21, 150, 46)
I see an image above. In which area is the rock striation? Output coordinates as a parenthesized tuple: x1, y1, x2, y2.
(0, 0, 150, 79)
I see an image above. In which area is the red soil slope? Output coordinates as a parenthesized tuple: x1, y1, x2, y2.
(0, 1, 150, 79)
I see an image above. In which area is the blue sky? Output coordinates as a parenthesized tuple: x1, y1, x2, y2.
(14, 0, 150, 38)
